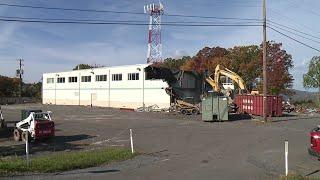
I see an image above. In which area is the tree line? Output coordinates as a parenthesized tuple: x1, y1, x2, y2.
(158, 41, 294, 95)
(0, 75, 41, 99)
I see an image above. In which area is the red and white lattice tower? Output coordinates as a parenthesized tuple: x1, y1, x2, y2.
(144, 2, 164, 64)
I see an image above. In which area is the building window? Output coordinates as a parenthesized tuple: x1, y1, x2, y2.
(96, 75, 107, 82)
(81, 76, 91, 82)
(68, 76, 77, 83)
(112, 74, 122, 81)
(57, 77, 65, 83)
(47, 78, 54, 84)
(128, 73, 139, 81)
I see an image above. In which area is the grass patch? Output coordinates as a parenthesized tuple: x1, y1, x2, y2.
(0, 148, 136, 175)
(280, 174, 306, 180)
(280, 174, 320, 180)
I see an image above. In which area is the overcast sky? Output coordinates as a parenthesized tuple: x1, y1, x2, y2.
(0, 0, 319, 91)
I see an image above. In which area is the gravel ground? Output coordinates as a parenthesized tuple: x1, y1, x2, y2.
(1, 103, 320, 180)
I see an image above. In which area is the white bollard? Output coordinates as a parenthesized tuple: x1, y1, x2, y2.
(130, 129, 134, 154)
(26, 131, 29, 164)
(285, 140, 288, 176)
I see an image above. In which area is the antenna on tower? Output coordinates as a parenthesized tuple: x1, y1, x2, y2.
(144, 1, 164, 64)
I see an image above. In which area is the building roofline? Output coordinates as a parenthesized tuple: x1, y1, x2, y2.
(43, 63, 150, 75)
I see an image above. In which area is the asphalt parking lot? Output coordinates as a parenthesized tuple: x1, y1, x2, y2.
(1, 104, 320, 180)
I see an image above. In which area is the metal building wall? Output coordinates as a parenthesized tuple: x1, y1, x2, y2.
(42, 64, 170, 109)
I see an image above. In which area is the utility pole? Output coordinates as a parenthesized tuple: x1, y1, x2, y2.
(17, 59, 24, 99)
(262, 0, 268, 122)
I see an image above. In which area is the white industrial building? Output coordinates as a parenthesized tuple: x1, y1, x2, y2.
(42, 64, 171, 109)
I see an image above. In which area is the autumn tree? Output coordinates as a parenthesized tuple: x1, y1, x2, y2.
(263, 41, 294, 95)
(178, 42, 293, 94)
(0, 76, 20, 97)
(182, 46, 230, 73)
(158, 56, 192, 71)
(303, 56, 320, 104)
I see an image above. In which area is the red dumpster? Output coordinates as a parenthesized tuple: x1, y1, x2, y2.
(234, 95, 282, 117)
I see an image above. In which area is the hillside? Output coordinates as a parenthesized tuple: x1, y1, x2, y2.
(289, 89, 318, 102)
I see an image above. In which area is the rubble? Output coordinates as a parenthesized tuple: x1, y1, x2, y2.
(136, 105, 169, 112)
(293, 105, 320, 114)
(282, 101, 295, 113)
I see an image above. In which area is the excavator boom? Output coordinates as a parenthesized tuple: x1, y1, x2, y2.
(205, 76, 219, 92)
(219, 69, 246, 90)
(214, 65, 247, 91)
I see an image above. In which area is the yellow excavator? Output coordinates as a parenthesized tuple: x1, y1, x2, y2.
(171, 65, 248, 115)
(205, 64, 248, 113)
(205, 64, 247, 95)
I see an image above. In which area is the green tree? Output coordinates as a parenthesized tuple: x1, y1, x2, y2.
(73, 64, 93, 70)
(227, 45, 261, 91)
(303, 56, 320, 104)
(22, 82, 42, 100)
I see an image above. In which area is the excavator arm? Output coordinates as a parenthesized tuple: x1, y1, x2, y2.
(214, 65, 247, 91)
(205, 64, 247, 94)
(205, 76, 219, 92)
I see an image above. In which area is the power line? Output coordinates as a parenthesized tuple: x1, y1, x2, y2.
(268, 20, 320, 41)
(0, 2, 262, 21)
(0, 3, 145, 15)
(268, 26, 320, 53)
(268, 8, 320, 35)
(0, 15, 262, 24)
(282, 0, 320, 17)
(267, 23, 320, 44)
(164, 14, 260, 21)
(197, 2, 262, 8)
(0, 18, 262, 27)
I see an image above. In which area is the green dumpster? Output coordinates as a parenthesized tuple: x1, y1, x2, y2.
(201, 93, 228, 121)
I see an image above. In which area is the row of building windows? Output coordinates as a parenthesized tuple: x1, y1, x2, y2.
(48, 73, 140, 84)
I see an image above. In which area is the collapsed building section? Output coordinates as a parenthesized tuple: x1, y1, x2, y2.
(145, 66, 204, 105)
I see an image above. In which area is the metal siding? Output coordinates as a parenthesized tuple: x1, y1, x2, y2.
(42, 64, 171, 109)
(235, 95, 282, 117)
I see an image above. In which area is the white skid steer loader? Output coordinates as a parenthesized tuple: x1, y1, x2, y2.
(13, 110, 55, 142)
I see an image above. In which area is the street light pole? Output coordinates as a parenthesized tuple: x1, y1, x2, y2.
(90, 70, 95, 107)
(79, 72, 81, 106)
(54, 79, 56, 105)
(137, 67, 145, 111)
(143, 68, 145, 111)
(55, 74, 59, 105)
